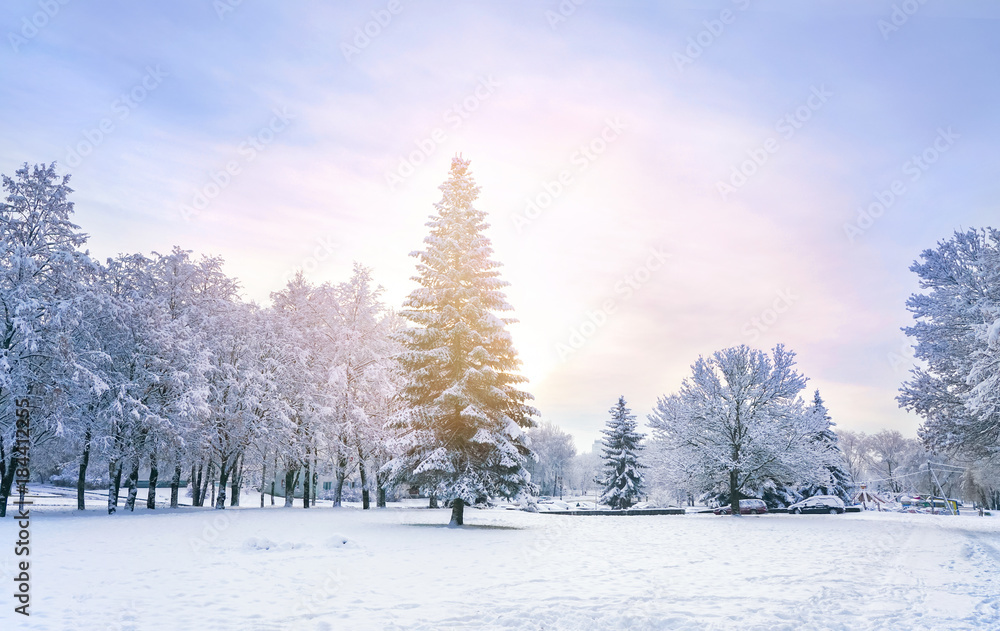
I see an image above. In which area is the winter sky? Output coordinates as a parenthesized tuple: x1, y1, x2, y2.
(2, 1, 999, 449)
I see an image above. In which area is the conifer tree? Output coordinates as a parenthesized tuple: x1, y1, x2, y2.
(387, 156, 537, 526)
(597, 396, 645, 509)
(798, 390, 854, 502)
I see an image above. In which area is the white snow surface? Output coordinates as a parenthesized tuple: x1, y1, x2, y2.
(2, 492, 999, 630)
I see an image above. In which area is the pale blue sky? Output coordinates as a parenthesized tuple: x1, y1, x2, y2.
(3, 0, 999, 449)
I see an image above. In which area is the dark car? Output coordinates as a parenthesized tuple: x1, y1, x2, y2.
(788, 495, 845, 514)
(714, 499, 767, 515)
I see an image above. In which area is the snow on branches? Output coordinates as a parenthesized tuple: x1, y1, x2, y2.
(898, 227, 1000, 459)
(597, 396, 645, 509)
(386, 156, 537, 525)
(648, 345, 832, 515)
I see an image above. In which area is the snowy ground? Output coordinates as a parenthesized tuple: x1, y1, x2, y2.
(2, 487, 998, 630)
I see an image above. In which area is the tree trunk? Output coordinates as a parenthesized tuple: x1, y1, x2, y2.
(191, 464, 203, 507)
(146, 450, 158, 509)
(230, 454, 242, 507)
(77, 426, 92, 511)
(112, 460, 124, 507)
(260, 459, 267, 508)
(170, 461, 181, 509)
(312, 455, 318, 507)
(0, 451, 18, 518)
(302, 458, 311, 509)
(215, 457, 230, 509)
(332, 469, 346, 508)
(358, 457, 370, 510)
(200, 461, 212, 508)
(729, 470, 741, 517)
(284, 468, 297, 507)
(429, 494, 438, 508)
(449, 498, 465, 526)
(376, 464, 388, 508)
(108, 458, 118, 515)
(190, 465, 198, 506)
(123, 450, 141, 512)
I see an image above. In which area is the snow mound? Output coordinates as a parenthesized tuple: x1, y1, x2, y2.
(241, 537, 309, 552)
(324, 534, 362, 550)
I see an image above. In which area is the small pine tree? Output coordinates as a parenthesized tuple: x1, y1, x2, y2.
(387, 156, 538, 526)
(597, 397, 646, 509)
(798, 391, 854, 502)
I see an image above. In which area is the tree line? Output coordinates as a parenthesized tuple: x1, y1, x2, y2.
(0, 158, 537, 524)
(2, 158, 997, 522)
(533, 228, 1000, 513)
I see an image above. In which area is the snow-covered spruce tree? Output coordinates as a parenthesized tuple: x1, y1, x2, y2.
(898, 228, 1000, 460)
(797, 391, 853, 503)
(597, 397, 645, 509)
(386, 156, 537, 526)
(648, 345, 829, 517)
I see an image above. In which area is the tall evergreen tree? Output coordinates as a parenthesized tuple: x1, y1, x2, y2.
(386, 156, 537, 526)
(798, 390, 853, 502)
(597, 396, 645, 509)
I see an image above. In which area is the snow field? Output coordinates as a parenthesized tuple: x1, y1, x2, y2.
(1, 507, 998, 630)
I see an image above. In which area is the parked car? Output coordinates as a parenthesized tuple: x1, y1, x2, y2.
(714, 499, 767, 515)
(536, 499, 570, 511)
(788, 495, 845, 514)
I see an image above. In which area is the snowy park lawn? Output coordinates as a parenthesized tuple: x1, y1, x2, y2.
(2, 497, 999, 631)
